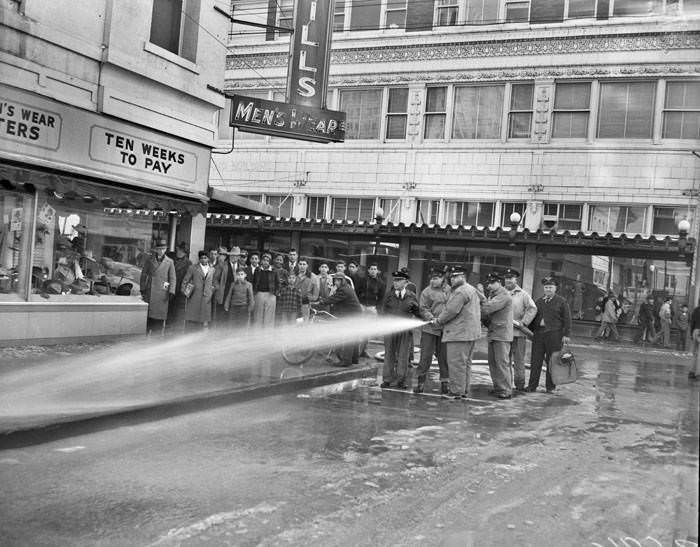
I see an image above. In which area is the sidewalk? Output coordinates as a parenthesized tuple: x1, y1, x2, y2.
(0, 339, 380, 444)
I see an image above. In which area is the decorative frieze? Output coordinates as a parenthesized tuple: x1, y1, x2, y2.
(227, 32, 700, 70)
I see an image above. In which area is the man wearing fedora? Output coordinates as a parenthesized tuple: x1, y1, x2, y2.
(139, 238, 176, 336)
(432, 266, 483, 399)
(481, 272, 514, 399)
(380, 269, 420, 389)
(503, 268, 537, 392)
(527, 276, 572, 393)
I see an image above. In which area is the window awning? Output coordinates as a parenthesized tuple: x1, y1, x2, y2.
(207, 187, 274, 215)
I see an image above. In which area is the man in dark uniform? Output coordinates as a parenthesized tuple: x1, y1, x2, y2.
(379, 269, 420, 389)
(527, 276, 572, 393)
(317, 272, 363, 366)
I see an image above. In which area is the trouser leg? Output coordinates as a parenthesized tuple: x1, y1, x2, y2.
(446, 341, 474, 395)
(608, 322, 620, 341)
(510, 336, 526, 389)
(253, 293, 266, 327)
(489, 340, 512, 396)
(383, 334, 398, 384)
(528, 334, 546, 389)
(395, 331, 412, 385)
(263, 294, 276, 329)
(416, 332, 437, 383)
(437, 338, 449, 383)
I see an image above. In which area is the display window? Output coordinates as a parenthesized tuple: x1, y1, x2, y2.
(0, 186, 34, 300)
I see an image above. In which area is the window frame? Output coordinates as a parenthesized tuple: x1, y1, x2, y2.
(652, 206, 694, 235)
(385, 87, 409, 140)
(597, 80, 656, 140)
(416, 200, 441, 225)
(500, 202, 527, 227)
(587, 204, 649, 235)
(384, 0, 408, 29)
(662, 80, 700, 140)
(306, 196, 327, 219)
(331, 197, 376, 222)
(149, 0, 201, 63)
(543, 203, 584, 231)
(435, 0, 460, 26)
(424, 86, 448, 140)
(551, 81, 592, 140)
(504, 0, 530, 22)
(340, 88, 383, 140)
(445, 200, 495, 227)
(452, 84, 505, 140)
(265, 195, 294, 218)
(507, 83, 535, 139)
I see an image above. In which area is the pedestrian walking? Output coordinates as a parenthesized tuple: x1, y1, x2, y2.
(503, 268, 537, 392)
(527, 276, 572, 393)
(689, 301, 700, 380)
(414, 269, 449, 395)
(595, 291, 621, 341)
(676, 304, 690, 352)
(182, 250, 214, 329)
(252, 252, 278, 329)
(659, 296, 673, 348)
(481, 272, 514, 399)
(224, 268, 254, 329)
(380, 269, 420, 389)
(317, 272, 363, 366)
(139, 238, 176, 336)
(431, 266, 483, 399)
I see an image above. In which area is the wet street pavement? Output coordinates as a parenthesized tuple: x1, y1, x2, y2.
(0, 344, 697, 546)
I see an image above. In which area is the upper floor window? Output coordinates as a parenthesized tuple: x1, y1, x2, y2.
(567, 0, 596, 17)
(465, 0, 500, 23)
(436, 0, 459, 25)
(552, 82, 591, 138)
(663, 81, 700, 139)
(653, 206, 694, 235)
(424, 87, 447, 139)
(386, 88, 409, 140)
(543, 203, 583, 231)
(150, 0, 200, 62)
(501, 202, 526, 227)
(588, 205, 647, 234)
(508, 83, 534, 139)
(380, 198, 402, 223)
(453, 85, 504, 139)
(445, 201, 494, 227)
(332, 198, 375, 222)
(613, 0, 664, 16)
(266, 195, 293, 218)
(597, 82, 655, 139)
(340, 89, 382, 139)
(306, 196, 327, 219)
(278, 0, 294, 32)
(334, 0, 347, 31)
(505, 0, 530, 21)
(416, 200, 440, 224)
(385, 0, 408, 28)
(350, 0, 381, 31)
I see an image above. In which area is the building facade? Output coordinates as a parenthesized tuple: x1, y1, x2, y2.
(210, 0, 700, 340)
(0, 0, 241, 343)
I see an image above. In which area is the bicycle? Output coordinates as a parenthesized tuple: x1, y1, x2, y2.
(281, 308, 338, 365)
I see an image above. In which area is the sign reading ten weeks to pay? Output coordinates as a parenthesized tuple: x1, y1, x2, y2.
(230, 95, 345, 143)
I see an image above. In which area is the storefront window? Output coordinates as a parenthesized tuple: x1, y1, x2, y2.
(300, 235, 399, 279)
(588, 204, 647, 234)
(28, 193, 167, 299)
(0, 187, 34, 301)
(533, 251, 691, 324)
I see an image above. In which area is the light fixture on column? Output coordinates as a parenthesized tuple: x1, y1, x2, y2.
(509, 212, 521, 245)
(678, 218, 691, 255)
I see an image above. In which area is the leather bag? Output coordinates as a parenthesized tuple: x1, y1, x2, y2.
(550, 347, 578, 385)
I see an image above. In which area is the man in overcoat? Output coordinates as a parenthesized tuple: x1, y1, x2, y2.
(182, 250, 214, 328)
(432, 267, 482, 399)
(139, 239, 176, 336)
(380, 269, 420, 389)
(481, 272, 514, 399)
(527, 276, 572, 393)
(415, 269, 450, 394)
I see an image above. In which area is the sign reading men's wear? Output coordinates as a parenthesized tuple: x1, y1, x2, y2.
(287, 0, 334, 109)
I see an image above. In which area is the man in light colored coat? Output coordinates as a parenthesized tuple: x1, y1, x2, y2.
(504, 268, 537, 392)
(481, 272, 514, 399)
(139, 239, 176, 336)
(432, 266, 483, 399)
(415, 269, 450, 394)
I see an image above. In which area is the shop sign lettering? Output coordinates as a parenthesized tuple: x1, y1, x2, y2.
(0, 99, 61, 150)
(231, 95, 345, 143)
(88, 126, 197, 183)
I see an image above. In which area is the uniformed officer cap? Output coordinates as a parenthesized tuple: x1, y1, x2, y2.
(450, 266, 467, 277)
(486, 272, 504, 284)
(542, 276, 559, 286)
(503, 268, 520, 278)
(392, 270, 410, 279)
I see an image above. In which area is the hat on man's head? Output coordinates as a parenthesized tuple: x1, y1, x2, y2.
(153, 239, 168, 249)
(450, 266, 467, 277)
(392, 270, 410, 280)
(486, 272, 504, 284)
(229, 246, 241, 256)
(176, 241, 188, 252)
(503, 268, 520, 279)
(429, 268, 445, 278)
(331, 272, 347, 280)
(542, 276, 559, 286)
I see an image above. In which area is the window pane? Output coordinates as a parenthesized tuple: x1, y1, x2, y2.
(466, 0, 499, 22)
(653, 207, 694, 234)
(350, 0, 381, 30)
(666, 82, 700, 109)
(150, 0, 183, 55)
(568, 0, 596, 17)
(554, 83, 590, 109)
(477, 202, 494, 226)
(424, 115, 446, 139)
(552, 112, 588, 138)
(386, 10, 406, 28)
(613, 0, 662, 16)
(511, 84, 534, 110)
(437, 6, 458, 25)
(506, 2, 530, 21)
(386, 115, 407, 139)
(426, 87, 447, 112)
(266, 196, 293, 217)
(509, 112, 532, 138)
(388, 88, 409, 113)
(501, 202, 525, 226)
(663, 112, 700, 139)
(598, 82, 655, 138)
(333, 0, 346, 31)
(453, 86, 504, 139)
(306, 197, 326, 218)
(340, 89, 381, 139)
(0, 189, 33, 300)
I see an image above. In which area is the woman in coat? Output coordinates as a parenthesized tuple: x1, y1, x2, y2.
(182, 251, 214, 328)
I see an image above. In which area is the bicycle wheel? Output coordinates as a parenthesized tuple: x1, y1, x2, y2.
(281, 345, 314, 365)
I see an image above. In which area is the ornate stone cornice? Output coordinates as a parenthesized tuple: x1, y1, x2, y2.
(225, 63, 700, 90)
(226, 31, 699, 70)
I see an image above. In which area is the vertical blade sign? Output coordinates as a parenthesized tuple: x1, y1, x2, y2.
(287, 0, 334, 109)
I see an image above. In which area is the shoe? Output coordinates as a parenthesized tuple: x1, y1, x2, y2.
(380, 381, 391, 388)
(413, 383, 425, 394)
(524, 386, 537, 393)
(514, 386, 526, 393)
(546, 388, 556, 394)
(497, 394, 512, 399)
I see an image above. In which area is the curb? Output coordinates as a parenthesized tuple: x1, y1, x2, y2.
(0, 363, 379, 450)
